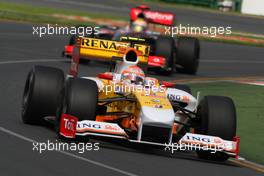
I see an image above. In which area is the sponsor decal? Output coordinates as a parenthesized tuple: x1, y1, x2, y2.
(81, 38, 123, 50)
(213, 138, 223, 144)
(130, 8, 174, 26)
(81, 38, 149, 55)
(59, 114, 78, 138)
(148, 56, 165, 67)
(185, 134, 211, 143)
(78, 122, 101, 129)
(167, 94, 190, 102)
(151, 99, 160, 103)
(145, 11, 173, 21)
(77, 120, 126, 135)
(179, 133, 236, 152)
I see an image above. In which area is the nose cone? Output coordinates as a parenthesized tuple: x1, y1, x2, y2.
(139, 106, 175, 143)
(140, 106, 175, 128)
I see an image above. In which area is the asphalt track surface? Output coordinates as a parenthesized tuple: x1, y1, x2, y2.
(0, 21, 264, 176)
(3, 0, 264, 34)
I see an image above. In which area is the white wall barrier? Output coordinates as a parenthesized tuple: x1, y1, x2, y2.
(241, 0, 264, 16)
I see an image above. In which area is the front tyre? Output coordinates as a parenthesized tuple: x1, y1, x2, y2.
(22, 66, 64, 125)
(57, 78, 98, 122)
(196, 96, 236, 161)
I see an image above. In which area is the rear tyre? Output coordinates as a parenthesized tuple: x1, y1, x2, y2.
(176, 37, 200, 74)
(58, 78, 98, 121)
(22, 66, 64, 125)
(196, 96, 236, 161)
(154, 36, 175, 75)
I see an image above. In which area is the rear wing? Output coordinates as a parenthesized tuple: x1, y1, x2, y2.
(70, 37, 166, 76)
(79, 37, 150, 60)
(130, 6, 175, 26)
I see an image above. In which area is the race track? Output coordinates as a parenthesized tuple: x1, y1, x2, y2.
(3, 0, 264, 34)
(0, 21, 263, 176)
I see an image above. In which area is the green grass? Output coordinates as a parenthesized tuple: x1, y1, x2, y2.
(189, 82, 264, 164)
(0, 2, 128, 25)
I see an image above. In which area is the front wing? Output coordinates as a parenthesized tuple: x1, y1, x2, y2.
(59, 113, 240, 158)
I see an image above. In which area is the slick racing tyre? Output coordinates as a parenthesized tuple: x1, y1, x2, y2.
(22, 66, 64, 125)
(154, 36, 175, 75)
(58, 78, 98, 121)
(176, 37, 200, 74)
(196, 96, 236, 161)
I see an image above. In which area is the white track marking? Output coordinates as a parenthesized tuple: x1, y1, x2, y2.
(0, 59, 68, 65)
(201, 59, 264, 64)
(0, 127, 138, 176)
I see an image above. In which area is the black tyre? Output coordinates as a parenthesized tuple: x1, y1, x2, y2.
(173, 84, 192, 94)
(59, 78, 98, 121)
(22, 66, 64, 125)
(69, 34, 78, 45)
(154, 36, 175, 75)
(196, 96, 236, 161)
(176, 37, 200, 74)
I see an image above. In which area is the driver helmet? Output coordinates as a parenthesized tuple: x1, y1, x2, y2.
(131, 13, 148, 33)
(121, 66, 145, 85)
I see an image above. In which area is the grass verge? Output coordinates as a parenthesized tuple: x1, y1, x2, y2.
(0, 2, 127, 26)
(190, 82, 264, 164)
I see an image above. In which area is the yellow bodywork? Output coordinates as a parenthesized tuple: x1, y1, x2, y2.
(98, 79, 172, 115)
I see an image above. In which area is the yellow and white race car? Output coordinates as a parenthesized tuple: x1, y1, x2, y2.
(22, 38, 239, 162)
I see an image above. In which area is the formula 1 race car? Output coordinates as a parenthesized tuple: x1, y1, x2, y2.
(23, 37, 239, 161)
(62, 5, 200, 75)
